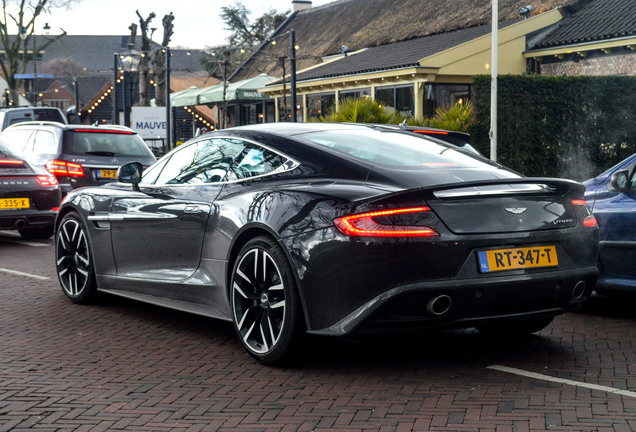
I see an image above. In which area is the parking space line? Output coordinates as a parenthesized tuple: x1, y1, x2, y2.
(488, 365, 636, 398)
(0, 268, 50, 281)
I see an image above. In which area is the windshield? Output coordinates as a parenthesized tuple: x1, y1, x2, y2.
(63, 130, 153, 157)
(299, 129, 491, 169)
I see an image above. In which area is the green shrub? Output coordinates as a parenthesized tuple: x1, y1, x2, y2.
(470, 75, 636, 180)
(321, 97, 405, 124)
(406, 101, 474, 132)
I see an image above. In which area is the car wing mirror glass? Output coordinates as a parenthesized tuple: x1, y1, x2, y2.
(610, 169, 629, 191)
(117, 162, 143, 190)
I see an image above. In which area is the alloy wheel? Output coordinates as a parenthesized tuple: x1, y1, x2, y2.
(56, 216, 91, 298)
(232, 247, 287, 355)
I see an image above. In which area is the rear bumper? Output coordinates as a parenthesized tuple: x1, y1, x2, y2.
(595, 274, 636, 293)
(0, 209, 57, 230)
(308, 266, 598, 336)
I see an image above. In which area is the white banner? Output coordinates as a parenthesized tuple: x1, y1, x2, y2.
(131, 107, 167, 139)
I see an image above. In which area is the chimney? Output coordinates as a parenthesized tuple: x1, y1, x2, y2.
(292, 1, 312, 12)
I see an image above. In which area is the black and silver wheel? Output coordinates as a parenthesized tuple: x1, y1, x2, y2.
(231, 236, 304, 364)
(55, 212, 97, 303)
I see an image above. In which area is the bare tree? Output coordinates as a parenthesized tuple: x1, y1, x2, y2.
(135, 10, 156, 106)
(0, 0, 77, 101)
(152, 12, 174, 107)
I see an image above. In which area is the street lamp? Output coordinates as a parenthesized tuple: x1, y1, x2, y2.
(18, 21, 51, 106)
(269, 29, 298, 122)
(112, 43, 142, 125)
(165, 46, 171, 149)
(19, 26, 37, 105)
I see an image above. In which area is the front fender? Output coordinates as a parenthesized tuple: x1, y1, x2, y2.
(56, 188, 117, 277)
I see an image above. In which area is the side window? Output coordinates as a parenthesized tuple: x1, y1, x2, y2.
(227, 145, 288, 180)
(32, 131, 58, 155)
(154, 138, 246, 185)
(0, 129, 35, 153)
(140, 157, 170, 185)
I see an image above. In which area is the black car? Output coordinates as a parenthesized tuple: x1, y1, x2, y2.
(54, 123, 599, 364)
(0, 122, 156, 195)
(0, 142, 61, 239)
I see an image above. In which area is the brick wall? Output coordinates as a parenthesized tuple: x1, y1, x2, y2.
(540, 53, 636, 76)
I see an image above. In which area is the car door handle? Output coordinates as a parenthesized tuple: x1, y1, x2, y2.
(184, 205, 202, 214)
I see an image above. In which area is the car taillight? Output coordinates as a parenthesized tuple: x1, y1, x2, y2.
(37, 175, 59, 186)
(413, 130, 448, 135)
(583, 216, 598, 227)
(0, 159, 24, 165)
(46, 160, 85, 177)
(74, 129, 133, 135)
(334, 206, 439, 237)
(572, 199, 597, 228)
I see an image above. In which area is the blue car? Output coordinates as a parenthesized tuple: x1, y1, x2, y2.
(583, 153, 636, 294)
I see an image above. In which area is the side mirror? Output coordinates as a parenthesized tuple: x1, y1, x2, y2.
(610, 169, 629, 191)
(117, 162, 143, 190)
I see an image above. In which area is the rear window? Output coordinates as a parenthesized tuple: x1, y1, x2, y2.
(33, 108, 66, 123)
(63, 130, 153, 158)
(299, 129, 489, 168)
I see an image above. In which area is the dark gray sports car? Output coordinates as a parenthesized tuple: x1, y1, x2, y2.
(54, 123, 599, 364)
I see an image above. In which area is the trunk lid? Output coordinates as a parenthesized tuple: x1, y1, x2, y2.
(425, 179, 584, 234)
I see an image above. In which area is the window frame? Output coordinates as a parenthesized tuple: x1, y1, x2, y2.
(141, 135, 300, 187)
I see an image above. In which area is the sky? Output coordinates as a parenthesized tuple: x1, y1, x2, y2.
(14, 0, 333, 49)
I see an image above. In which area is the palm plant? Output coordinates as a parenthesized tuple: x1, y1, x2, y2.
(321, 98, 405, 124)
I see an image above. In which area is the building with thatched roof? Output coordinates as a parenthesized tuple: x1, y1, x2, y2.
(226, 0, 636, 123)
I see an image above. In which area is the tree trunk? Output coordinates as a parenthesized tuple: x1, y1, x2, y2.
(136, 11, 156, 107)
(152, 13, 174, 107)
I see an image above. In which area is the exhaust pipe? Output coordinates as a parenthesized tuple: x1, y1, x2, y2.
(426, 294, 452, 316)
(14, 219, 27, 230)
(571, 280, 586, 300)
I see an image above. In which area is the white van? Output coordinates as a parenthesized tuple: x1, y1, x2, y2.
(0, 107, 67, 131)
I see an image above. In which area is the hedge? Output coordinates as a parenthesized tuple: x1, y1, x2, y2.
(469, 75, 636, 180)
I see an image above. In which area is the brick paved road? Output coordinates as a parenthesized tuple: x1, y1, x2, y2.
(1, 231, 636, 431)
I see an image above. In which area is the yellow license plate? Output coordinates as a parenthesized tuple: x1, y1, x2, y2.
(99, 169, 118, 179)
(0, 198, 30, 209)
(478, 246, 558, 273)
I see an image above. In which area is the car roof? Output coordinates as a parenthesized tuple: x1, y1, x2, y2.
(3, 121, 137, 134)
(215, 122, 382, 136)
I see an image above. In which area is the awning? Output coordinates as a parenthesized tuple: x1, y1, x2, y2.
(170, 86, 210, 107)
(197, 74, 276, 105)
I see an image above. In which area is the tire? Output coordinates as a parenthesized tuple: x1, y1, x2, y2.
(19, 224, 54, 240)
(230, 236, 305, 364)
(477, 316, 554, 336)
(55, 212, 97, 303)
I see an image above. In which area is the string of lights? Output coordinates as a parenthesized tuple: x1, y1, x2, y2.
(182, 106, 214, 130)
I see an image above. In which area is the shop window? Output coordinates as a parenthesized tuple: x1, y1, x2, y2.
(339, 88, 370, 101)
(375, 86, 414, 116)
(307, 93, 335, 119)
(278, 97, 304, 122)
(423, 84, 470, 118)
